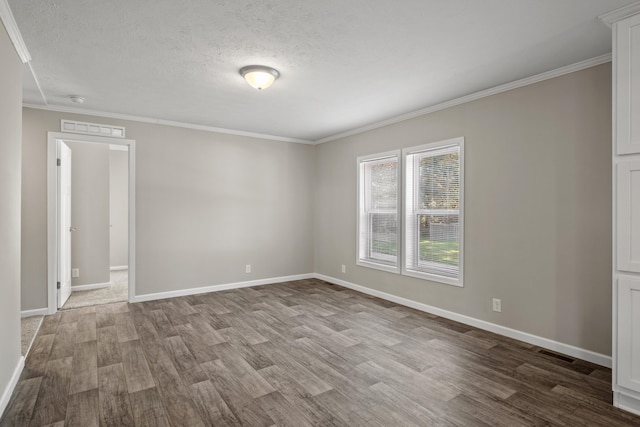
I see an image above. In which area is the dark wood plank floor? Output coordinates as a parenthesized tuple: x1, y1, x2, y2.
(2, 278, 639, 426)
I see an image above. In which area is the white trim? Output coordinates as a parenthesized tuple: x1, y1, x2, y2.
(27, 62, 47, 104)
(110, 265, 128, 271)
(71, 281, 111, 291)
(599, 2, 640, 26)
(47, 132, 136, 315)
(131, 273, 315, 303)
(23, 104, 314, 145)
(315, 273, 612, 368)
(20, 308, 48, 318)
(615, 391, 640, 416)
(356, 150, 401, 275)
(0, 0, 31, 63)
(316, 54, 612, 144)
(0, 356, 24, 418)
(401, 137, 464, 287)
(109, 145, 128, 152)
(22, 55, 610, 146)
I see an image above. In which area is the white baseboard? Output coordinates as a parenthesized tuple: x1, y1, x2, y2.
(315, 273, 612, 368)
(131, 273, 315, 303)
(0, 355, 24, 418)
(110, 265, 128, 271)
(615, 391, 640, 416)
(21, 308, 48, 318)
(72, 281, 112, 291)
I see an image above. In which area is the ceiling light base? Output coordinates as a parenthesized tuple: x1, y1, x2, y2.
(239, 65, 280, 90)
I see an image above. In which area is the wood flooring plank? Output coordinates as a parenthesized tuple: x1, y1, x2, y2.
(48, 322, 77, 360)
(98, 364, 134, 427)
(310, 389, 386, 427)
(257, 341, 333, 396)
(173, 323, 221, 364)
(129, 388, 171, 427)
(147, 309, 178, 339)
(257, 365, 343, 426)
(97, 326, 122, 367)
(64, 388, 99, 427)
(200, 359, 276, 427)
(190, 380, 241, 426)
(256, 391, 315, 427)
(115, 312, 139, 342)
(162, 335, 208, 385)
(3, 279, 640, 427)
(120, 340, 155, 393)
(95, 304, 116, 328)
(210, 342, 276, 399)
(68, 340, 98, 394)
(38, 313, 61, 335)
(147, 355, 206, 427)
(0, 377, 42, 426)
(75, 312, 97, 343)
(29, 357, 73, 426)
(21, 334, 55, 380)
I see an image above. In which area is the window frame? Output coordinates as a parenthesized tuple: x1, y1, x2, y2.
(356, 150, 401, 274)
(402, 137, 464, 287)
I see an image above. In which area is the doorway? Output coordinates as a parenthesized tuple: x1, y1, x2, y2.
(47, 132, 136, 314)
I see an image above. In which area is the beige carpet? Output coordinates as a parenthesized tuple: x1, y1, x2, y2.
(62, 270, 128, 310)
(21, 316, 43, 356)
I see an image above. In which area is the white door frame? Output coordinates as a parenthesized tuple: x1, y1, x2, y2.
(47, 132, 136, 314)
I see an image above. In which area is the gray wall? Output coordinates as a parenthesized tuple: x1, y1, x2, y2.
(20, 108, 316, 309)
(66, 141, 110, 287)
(109, 149, 128, 268)
(314, 63, 613, 356)
(0, 23, 23, 409)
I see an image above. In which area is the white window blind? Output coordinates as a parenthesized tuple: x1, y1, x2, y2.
(404, 139, 463, 285)
(357, 152, 400, 273)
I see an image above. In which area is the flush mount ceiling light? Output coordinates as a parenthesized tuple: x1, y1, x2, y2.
(69, 95, 85, 103)
(239, 65, 280, 90)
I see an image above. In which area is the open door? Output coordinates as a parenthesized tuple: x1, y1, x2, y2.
(58, 141, 72, 307)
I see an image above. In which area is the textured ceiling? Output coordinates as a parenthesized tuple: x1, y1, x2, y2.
(9, 0, 635, 142)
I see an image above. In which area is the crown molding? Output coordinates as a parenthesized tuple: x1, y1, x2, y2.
(315, 54, 612, 144)
(28, 62, 47, 104)
(0, 0, 31, 63)
(22, 53, 611, 146)
(22, 103, 314, 145)
(599, 1, 640, 27)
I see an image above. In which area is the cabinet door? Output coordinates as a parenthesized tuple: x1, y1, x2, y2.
(618, 161, 640, 273)
(616, 14, 640, 155)
(618, 277, 640, 392)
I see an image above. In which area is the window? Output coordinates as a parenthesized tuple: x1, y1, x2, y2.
(404, 138, 463, 286)
(357, 151, 400, 273)
(356, 138, 464, 286)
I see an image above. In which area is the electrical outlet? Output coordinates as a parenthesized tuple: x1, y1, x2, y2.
(492, 298, 502, 313)
(72, 268, 79, 278)
(341, 264, 346, 274)
(245, 264, 251, 273)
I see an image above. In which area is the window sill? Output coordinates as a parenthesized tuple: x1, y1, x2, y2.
(356, 259, 400, 275)
(402, 268, 463, 287)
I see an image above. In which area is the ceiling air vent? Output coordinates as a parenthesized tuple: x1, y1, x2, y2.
(61, 119, 125, 138)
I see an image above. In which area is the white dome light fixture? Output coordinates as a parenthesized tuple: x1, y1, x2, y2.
(239, 65, 280, 90)
(69, 95, 85, 103)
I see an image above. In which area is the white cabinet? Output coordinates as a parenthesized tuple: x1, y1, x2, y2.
(617, 277, 640, 392)
(615, 14, 640, 155)
(617, 161, 640, 273)
(604, 2, 640, 416)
